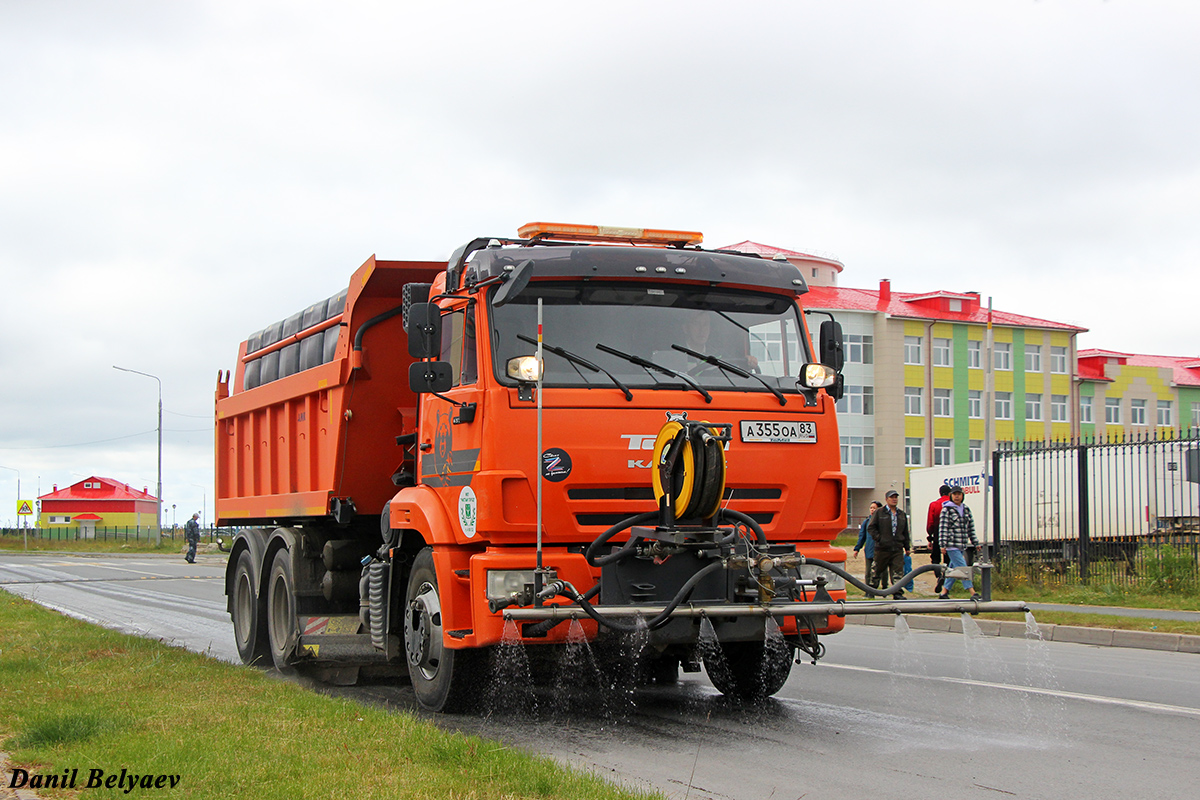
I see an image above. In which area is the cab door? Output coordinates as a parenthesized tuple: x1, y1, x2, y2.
(420, 301, 485, 537)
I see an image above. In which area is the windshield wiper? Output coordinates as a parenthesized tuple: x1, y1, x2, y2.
(671, 345, 787, 406)
(595, 343, 712, 403)
(518, 334, 633, 401)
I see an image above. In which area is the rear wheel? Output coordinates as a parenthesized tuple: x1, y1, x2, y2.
(231, 549, 269, 665)
(704, 639, 793, 701)
(403, 548, 482, 712)
(266, 549, 299, 671)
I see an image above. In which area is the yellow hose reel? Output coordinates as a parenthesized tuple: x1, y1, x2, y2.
(650, 420, 728, 521)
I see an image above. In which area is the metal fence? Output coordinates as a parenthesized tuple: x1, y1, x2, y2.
(993, 430, 1200, 588)
(0, 526, 222, 544)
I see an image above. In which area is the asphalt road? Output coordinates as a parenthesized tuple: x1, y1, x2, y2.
(3, 552, 1198, 799)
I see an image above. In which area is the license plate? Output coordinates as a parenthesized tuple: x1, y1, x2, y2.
(739, 420, 817, 443)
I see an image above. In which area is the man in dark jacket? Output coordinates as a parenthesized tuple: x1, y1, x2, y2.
(867, 490, 911, 598)
(184, 513, 201, 564)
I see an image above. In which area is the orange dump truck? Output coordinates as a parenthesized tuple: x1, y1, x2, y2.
(218, 223, 1026, 712)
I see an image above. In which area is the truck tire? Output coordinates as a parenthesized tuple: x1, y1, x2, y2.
(266, 549, 299, 671)
(231, 549, 269, 665)
(704, 640, 792, 701)
(403, 548, 481, 712)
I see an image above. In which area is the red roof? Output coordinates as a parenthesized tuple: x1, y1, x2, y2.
(39, 476, 159, 502)
(1078, 349, 1200, 387)
(803, 283, 1086, 332)
(73, 513, 103, 521)
(719, 241, 844, 272)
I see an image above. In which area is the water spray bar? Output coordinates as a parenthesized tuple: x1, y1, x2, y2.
(502, 599, 1030, 621)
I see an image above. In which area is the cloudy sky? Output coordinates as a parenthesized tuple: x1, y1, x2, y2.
(2, 1, 1197, 526)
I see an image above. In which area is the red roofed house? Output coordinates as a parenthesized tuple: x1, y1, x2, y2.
(722, 240, 1089, 524)
(1077, 350, 1200, 436)
(38, 476, 160, 539)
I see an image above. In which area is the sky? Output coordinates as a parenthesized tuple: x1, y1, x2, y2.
(1, 0, 1197, 527)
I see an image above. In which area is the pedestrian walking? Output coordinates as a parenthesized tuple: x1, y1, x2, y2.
(867, 490, 911, 599)
(937, 486, 980, 600)
(927, 484, 953, 594)
(852, 501, 882, 588)
(184, 513, 201, 564)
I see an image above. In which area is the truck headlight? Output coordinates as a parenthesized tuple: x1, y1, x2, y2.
(799, 564, 845, 591)
(485, 569, 555, 602)
(798, 363, 837, 389)
(506, 356, 542, 382)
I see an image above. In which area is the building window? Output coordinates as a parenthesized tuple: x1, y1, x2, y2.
(1025, 345, 1042, 372)
(967, 340, 981, 369)
(968, 390, 982, 419)
(1105, 398, 1121, 425)
(969, 440, 983, 461)
(905, 438, 924, 466)
(1157, 400, 1172, 427)
(1081, 395, 1093, 424)
(933, 388, 952, 417)
(994, 342, 1012, 371)
(1192, 402, 1200, 428)
(904, 335, 923, 365)
(840, 435, 875, 466)
(996, 391, 1013, 420)
(844, 334, 874, 365)
(1026, 393, 1043, 421)
(1131, 399, 1147, 426)
(934, 438, 952, 466)
(904, 386, 923, 416)
(836, 385, 875, 415)
(1051, 394, 1069, 423)
(933, 338, 952, 367)
(1051, 346, 1068, 374)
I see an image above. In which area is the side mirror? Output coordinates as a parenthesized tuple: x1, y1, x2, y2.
(819, 320, 845, 373)
(492, 259, 534, 307)
(406, 303, 441, 359)
(409, 361, 453, 394)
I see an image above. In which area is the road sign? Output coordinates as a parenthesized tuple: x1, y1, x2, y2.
(16, 500, 34, 516)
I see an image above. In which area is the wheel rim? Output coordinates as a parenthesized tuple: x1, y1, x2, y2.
(234, 568, 254, 647)
(268, 570, 289, 654)
(405, 581, 443, 681)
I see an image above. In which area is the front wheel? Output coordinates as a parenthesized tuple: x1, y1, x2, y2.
(704, 639, 793, 701)
(403, 548, 482, 712)
(231, 549, 269, 665)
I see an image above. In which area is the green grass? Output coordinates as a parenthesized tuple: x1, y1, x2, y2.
(976, 608, 1200, 636)
(0, 595, 661, 800)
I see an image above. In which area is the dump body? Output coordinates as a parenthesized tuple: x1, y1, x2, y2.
(215, 256, 443, 525)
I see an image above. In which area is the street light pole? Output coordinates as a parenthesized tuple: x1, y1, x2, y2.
(113, 366, 162, 546)
(0, 465, 23, 551)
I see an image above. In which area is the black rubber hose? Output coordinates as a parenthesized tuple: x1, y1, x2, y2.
(800, 557, 944, 598)
(353, 304, 405, 351)
(547, 560, 727, 633)
(584, 510, 660, 567)
(716, 508, 768, 546)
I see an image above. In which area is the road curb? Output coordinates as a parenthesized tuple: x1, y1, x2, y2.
(844, 613, 1200, 654)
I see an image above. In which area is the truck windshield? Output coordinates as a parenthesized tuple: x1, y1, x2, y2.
(490, 282, 811, 393)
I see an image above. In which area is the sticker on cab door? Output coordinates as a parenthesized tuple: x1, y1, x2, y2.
(458, 486, 477, 538)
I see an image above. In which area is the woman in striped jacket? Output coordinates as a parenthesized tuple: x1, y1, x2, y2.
(936, 485, 980, 600)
